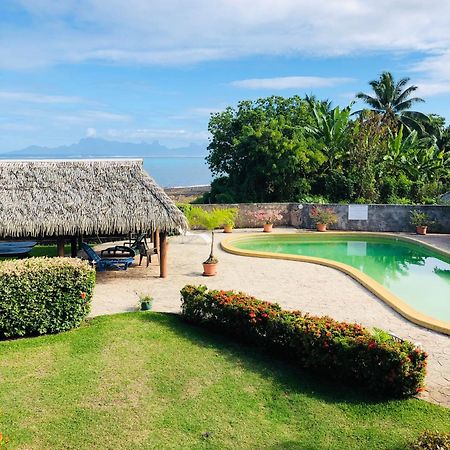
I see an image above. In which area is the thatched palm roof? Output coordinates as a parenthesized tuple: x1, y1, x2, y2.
(0, 159, 187, 238)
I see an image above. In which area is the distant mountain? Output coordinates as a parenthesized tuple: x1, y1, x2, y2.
(0, 138, 207, 158)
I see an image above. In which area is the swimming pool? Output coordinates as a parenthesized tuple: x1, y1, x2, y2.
(221, 233, 450, 335)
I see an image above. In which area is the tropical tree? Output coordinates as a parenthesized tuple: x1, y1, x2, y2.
(206, 96, 325, 203)
(355, 71, 429, 132)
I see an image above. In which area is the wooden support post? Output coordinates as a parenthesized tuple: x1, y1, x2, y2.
(70, 236, 78, 258)
(57, 238, 65, 257)
(159, 232, 168, 278)
(154, 229, 160, 254)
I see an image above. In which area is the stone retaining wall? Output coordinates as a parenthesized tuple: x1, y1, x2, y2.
(196, 203, 450, 233)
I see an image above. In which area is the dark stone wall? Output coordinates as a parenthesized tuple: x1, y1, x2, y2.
(194, 203, 450, 233)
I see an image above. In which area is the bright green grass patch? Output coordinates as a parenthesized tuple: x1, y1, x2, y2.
(30, 245, 72, 258)
(0, 313, 449, 450)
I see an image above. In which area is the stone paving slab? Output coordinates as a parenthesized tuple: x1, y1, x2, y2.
(90, 229, 450, 407)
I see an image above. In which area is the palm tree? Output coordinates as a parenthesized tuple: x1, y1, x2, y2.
(355, 72, 429, 132)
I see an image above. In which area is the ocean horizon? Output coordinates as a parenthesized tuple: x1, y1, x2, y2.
(0, 155, 212, 188)
(142, 156, 211, 187)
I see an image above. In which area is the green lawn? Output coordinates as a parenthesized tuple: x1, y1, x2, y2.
(0, 313, 449, 450)
(30, 244, 72, 258)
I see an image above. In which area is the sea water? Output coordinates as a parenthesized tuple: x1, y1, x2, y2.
(143, 157, 211, 187)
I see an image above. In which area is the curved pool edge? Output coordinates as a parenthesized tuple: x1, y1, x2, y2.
(220, 232, 450, 336)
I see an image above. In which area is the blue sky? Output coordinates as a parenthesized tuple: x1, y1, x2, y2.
(1, 0, 450, 151)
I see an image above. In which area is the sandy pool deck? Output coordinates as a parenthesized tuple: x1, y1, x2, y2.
(90, 228, 450, 407)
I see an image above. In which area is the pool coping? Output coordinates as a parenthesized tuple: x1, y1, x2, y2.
(221, 231, 450, 336)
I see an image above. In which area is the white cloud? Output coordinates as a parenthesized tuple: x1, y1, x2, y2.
(0, 91, 85, 104)
(231, 76, 353, 90)
(189, 107, 225, 116)
(411, 50, 450, 96)
(416, 82, 450, 97)
(412, 51, 450, 80)
(0, 122, 39, 131)
(2, 1, 450, 70)
(103, 128, 209, 143)
(86, 127, 97, 137)
(169, 106, 225, 120)
(54, 110, 132, 124)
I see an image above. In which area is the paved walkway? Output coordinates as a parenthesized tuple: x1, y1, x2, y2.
(91, 229, 450, 407)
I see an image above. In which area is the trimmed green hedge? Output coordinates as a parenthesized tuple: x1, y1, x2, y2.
(180, 285, 428, 397)
(0, 257, 95, 338)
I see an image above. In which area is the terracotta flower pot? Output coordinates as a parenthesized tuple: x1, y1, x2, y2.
(416, 225, 427, 235)
(203, 262, 217, 276)
(316, 223, 327, 232)
(263, 223, 273, 233)
(223, 225, 233, 233)
(140, 301, 153, 311)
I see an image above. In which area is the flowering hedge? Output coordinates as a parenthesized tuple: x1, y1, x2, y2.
(0, 257, 95, 338)
(411, 431, 450, 449)
(180, 285, 427, 397)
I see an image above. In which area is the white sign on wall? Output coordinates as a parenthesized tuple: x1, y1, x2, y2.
(348, 204, 368, 221)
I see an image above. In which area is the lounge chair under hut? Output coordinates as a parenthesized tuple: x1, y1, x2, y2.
(0, 159, 188, 277)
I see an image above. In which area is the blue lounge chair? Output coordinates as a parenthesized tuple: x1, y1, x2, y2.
(0, 241, 37, 258)
(81, 243, 134, 271)
(0, 241, 37, 247)
(0, 247, 33, 257)
(101, 233, 147, 258)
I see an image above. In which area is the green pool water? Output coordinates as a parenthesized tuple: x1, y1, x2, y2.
(234, 235, 450, 323)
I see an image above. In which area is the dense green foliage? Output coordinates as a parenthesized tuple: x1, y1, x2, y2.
(180, 285, 427, 397)
(0, 257, 95, 338)
(205, 73, 450, 204)
(1, 312, 449, 449)
(206, 96, 324, 203)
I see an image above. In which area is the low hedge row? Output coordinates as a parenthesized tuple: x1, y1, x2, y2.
(0, 257, 95, 338)
(180, 285, 428, 397)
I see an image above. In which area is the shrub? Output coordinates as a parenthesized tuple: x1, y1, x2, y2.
(253, 209, 283, 225)
(0, 257, 95, 338)
(298, 194, 330, 204)
(176, 203, 192, 215)
(220, 208, 239, 227)
(410, 210, 435, 227)
(180, 285, 427, 397)
(411, 431, 450, 449)
(309, 206, 338, 226)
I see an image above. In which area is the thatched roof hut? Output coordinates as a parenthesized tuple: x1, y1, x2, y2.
(0, 159, 187, 238)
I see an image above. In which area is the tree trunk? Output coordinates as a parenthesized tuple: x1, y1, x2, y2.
(209, 230, 215, 259)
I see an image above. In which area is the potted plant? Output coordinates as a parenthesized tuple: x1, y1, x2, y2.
(185, 206, 224, 276)
(138, 294, 153, 311)
(254, 209, 283, 232)
(309, 206, 338, 231)
(410, 210, 435, 235)
(221, 207, 238, 233)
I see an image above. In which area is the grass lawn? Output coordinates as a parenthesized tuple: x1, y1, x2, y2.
(30, 245, 72, 258)
(0, 313, 449, 450)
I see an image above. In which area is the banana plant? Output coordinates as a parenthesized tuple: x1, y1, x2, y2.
(305, 97, 353, 171)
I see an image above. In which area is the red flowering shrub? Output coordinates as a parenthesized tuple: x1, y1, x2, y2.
(180, 285, 427, 397)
